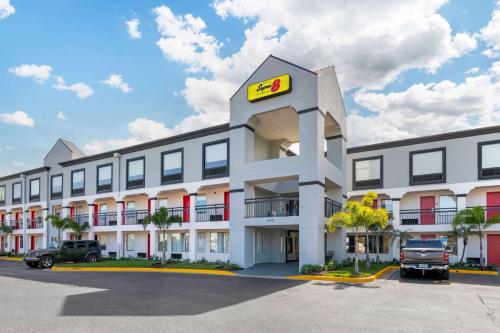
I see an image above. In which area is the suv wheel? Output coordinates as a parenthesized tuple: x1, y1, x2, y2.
(40, 255, 54, 269)
(87, 253, 98, 263)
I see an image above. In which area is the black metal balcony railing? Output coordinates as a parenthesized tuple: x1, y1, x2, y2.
(400, 208, 457, 225)
(9, 219, 22, 229)
(123, 210, 149, 225)
(195, 204, 228, 222)
(156, 207, 190, 222)
(245, 196, 299, 218)
(96, 212, 118, 226)
(27, 217, 43, 229)
(484, 206, 500, 218)
(72, 214, 89, 227)
(324, 198, 342, 217)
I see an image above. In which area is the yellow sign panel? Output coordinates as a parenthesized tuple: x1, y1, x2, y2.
(247, 74, 292, 103)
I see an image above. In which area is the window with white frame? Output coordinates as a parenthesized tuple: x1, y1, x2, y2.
(171, 232, 189, 252)
(353, 157, 382, 189)
(12, 182, 22, 204)
(162, 150, 183, 184)
(197, 232, 206, 253)
(410, 148, 445, 185)
(97, 164, 112, 192)
(126, 234, 135, 251)
(30, 178, 40, 201)
(158, 233, 167, 252)
(126, 157, 145, 189)
(479, 140, 500, 179)
(99, 234, 107, 250)
(158, 199, 168, 208)
(203, 140, 229, 179)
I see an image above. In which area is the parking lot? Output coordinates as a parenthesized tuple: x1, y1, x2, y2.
(0, 260, 499, 333)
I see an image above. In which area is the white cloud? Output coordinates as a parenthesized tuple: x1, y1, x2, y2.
(480, 1, 500, 58)
(53, 76, 94, 99)
(0, 111, 35, 127)
(100, 74, 132, 93)
(57, 111, 66, 120)
(8, 64, 52, 83)
(126, 18, 142, 39)
(465, 67, 480, 75)
(149, 1, 477, 137)
(0, 0, 15, 19)
(349, 61, 500, 146)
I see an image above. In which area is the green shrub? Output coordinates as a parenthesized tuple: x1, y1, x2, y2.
(301, 264, 324, 274)
(220, 261, 242, 271)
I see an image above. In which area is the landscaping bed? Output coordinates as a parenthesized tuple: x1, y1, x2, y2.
(450, 263, 497, 272)
(55, 259, 241, 271)
(301, 260, 397, 278)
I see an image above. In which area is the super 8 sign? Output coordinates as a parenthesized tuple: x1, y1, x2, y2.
(247, 74, 292, 103)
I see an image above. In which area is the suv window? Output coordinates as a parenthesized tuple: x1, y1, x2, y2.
(62, 241, 75, 249)
(76, 241, 86, 249)
(88, 241, 99, 249)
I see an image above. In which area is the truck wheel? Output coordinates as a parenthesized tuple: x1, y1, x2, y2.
(400, 269, 407, 279)
(40, 255, 54, 269)
(87, 253, 98, 263)
(441, 270, 449, 280)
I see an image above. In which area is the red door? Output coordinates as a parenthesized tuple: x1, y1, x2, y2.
(15, 236, 19, 254)
(420, 196, 435, 225)
(147, 199, 152, 215)
(487, 235, 500, 265)
(183, 195, 190, 222)
(30, 236, 36, 250)
(31, 211, 36, 228)
(70, 207, 75, 217)
(15, 212, 20, 229)
(147, 234, 151, 259)
(421, 234, 436, 240)
(93, 205, 99, 226)
(486, 192, 500, 219)
(224, 191, 230, 221)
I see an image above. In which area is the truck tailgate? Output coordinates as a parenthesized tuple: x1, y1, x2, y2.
(404, 248, 444, 263)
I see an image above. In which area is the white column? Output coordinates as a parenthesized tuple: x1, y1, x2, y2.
(189, 193, 197, 261)
(116, 201, 124, 259)
(61, 207, 69, 240)
(88, 204, 94, 241)
(116, 230, 123, 259)
(457, 195, 467, 211)
(6, 212, 12, 252)
(149, 197, 157, 259)
(22, 210, 28, 254)
(42, 208, 49, 248)
(391, 199, 401, 260)
(299, 184, 325, 269)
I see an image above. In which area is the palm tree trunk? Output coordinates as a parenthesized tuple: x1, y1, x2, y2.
(162, 229, 167, 266)
(375, 233, 380, 263)
(479, 227, 484, 269)
(459, 236, 467, 264)
(354, 232, 359, 274)
(365, 230, 371, 270)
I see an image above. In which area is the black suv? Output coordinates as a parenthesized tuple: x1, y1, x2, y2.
(24, 240, 102, 268)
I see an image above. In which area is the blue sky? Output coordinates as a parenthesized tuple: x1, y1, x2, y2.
(1, 0, 500, 176)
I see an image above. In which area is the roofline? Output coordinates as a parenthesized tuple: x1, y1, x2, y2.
(0, 166, 50, 183)
(347, 125, 500, 154)
(229, 54, 317, 101)
(59, 123, 230, 167)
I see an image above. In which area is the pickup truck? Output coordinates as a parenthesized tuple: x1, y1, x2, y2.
(400, 239, 449, 280)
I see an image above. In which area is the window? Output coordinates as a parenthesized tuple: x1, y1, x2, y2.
(71, 169, 85, 196)
(158, 199, 168, 208)
(439, 196, 456, 209)
(171, 232, 189, 252)
(161, 149, 183, 184)
(126, 201, 135, 211)
(62, 241, 75, 249)
(381, 200, 393, 213)
(97, 164, 113, 193)
(51, 174, 63, 199)
(256, 231, 264, 253)
(196, 195, 207, 206)
(346, 235, 388, 254)
(0, 185, 5, 205)
(126, 234, 135, 251)
(29, 178, 40, 201)
(203, 140, 229, 179)
(479, 140, 500, 179)
(76, 241, 86, 249)
(353, 156, 383, 190)
(98, 234, 107, 250)
(209, 232, 229, 253)
(12, 182, 22, 204)
(126, 157, 145, 189)
(410, 148, 445, 185)
(197, 232, 206, 252)
(158, 233, 167, 252)
(20, 236, 24, 249)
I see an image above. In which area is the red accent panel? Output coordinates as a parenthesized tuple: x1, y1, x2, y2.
(15, 236, 19, 254)
(15, 212, 20, 229)
(147, 234, 151, 259)
(1, 214, 4, 222)
(420, 234, 436, 239)
(30, 236, 35, 250)
(183, 195, 190, 222)
(486, 192, 500, 219)
(31, 211, 36, 228)
(487, 235, 500, 265)
(121, 202, 125, 225)
(224, 191, 230, 221)
(148, 199, 152, 215)
(420, 196, 435, 225)
(70, 207, 75, 217)
(94, 205, 99, 226)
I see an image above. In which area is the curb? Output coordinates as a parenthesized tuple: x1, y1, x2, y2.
(0, 257, 23, 261)
(51, 266, 236, 276)
(287, 266, 399, 283)
(450, 269, 499, 276)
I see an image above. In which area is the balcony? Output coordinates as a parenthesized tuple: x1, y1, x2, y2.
(27, 217, 43, 229)
(9, 220, 22, 229)
(95, 212, 118, 226)
(195, 204, 228, 222)
(400, 208, 457, 225)
(157, 207, 190, 223)
(245, 196, 299, 218)
(324, 198, 342, 218)
(123, 210, 149, 225)
(72, 214, 89, 227)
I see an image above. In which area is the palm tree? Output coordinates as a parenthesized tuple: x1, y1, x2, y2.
(1, 224, 13, 253)
(142, 207, 183, 265)
(67, 218, 89, 240)
(453, 206, 500, 268)
(46, 215, 72, 240)
(386, 225, 413, 248)
(327, 192, 389, 273)
(450, 220, 474, 264)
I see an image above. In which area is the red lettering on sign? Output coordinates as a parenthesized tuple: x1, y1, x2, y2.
(271, 79, 281, 92)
